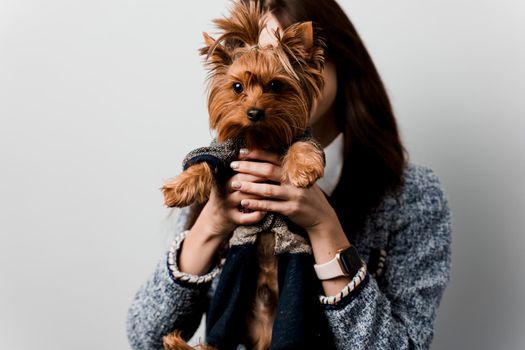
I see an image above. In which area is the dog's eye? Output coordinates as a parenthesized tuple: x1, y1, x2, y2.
(268, 80, 283, 93)
(232, 82, 244, 94)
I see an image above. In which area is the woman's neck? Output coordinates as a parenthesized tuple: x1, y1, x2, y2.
(310, 106, 340, 148)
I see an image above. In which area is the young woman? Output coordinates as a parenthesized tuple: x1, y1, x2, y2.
(127, 0, 452, 349)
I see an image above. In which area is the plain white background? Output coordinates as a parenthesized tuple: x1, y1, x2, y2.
(1, 0, 524, 349)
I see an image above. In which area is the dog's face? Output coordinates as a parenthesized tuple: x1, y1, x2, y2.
(200, 2, 325, 150)
(207, 45, 316, 150)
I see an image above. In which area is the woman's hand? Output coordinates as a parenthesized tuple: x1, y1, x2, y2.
(179, 159, 270, 275)
(229, 148, 355, 296)
(191, 166, 270, 240)
(229, 148, 340, 237)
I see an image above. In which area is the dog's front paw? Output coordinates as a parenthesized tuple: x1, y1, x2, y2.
(161, 162, 213, 207)
(281, 141, 324, 188)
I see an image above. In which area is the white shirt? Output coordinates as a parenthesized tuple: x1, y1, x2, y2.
(316, 132, 344, 196)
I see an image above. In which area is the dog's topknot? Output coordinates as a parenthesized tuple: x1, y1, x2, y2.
(199, 0, 266, 65)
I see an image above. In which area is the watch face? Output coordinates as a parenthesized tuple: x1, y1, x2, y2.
(339, 246, 362, 277)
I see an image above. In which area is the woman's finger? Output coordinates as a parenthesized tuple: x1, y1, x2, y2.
(230, 208, 267, 225)
(232, 181, 289, 200)
(226, 173, 268, 192)
(238, 148, 282, 165)
(230, 160, 282, 182)
(225, 190, 264, 207)
(231, 173, 268, 183)
(239, 198, 295, 216)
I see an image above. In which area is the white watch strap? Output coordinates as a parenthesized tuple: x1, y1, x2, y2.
(314, 254, 346, 280)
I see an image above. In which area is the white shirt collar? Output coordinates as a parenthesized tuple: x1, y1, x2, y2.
(316, 132, 344, 196)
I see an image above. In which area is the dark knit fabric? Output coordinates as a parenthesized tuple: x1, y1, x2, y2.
(182, 138, 241, 184)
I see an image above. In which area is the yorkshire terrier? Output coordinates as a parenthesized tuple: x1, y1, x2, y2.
(161, 1, 325, 349)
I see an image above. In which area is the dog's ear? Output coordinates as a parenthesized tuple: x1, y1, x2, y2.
(295, 21, 314, 54)
(199, 32, 234, 71)
(277, 21, 325, 98)
(202, 31, 215, 47)
(279, 21, 324, 71)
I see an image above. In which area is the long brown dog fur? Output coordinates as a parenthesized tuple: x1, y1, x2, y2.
(244, 231, 279, 350)
(162, 162, 214, 207)
(163, 331, 217, 350)
(161, 1, 325, 349)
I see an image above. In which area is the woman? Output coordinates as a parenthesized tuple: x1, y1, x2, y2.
(127, 0, 452, 349)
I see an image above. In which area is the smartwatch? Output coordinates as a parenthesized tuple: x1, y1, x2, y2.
(314, 245, 363, 280)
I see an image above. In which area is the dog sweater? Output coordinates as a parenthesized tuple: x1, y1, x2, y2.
(180, 134, 332, 348)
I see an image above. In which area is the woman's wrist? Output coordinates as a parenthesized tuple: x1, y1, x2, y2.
(178, 204, 230, 276)
(178, 228, 223, 276)
(168, 230, 222, 284)
(307, 219, 351, 263)
(306, 212, 355, 296)
(306, 212, 350, 252)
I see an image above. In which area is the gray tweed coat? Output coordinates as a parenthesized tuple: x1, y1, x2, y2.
(126, 163, 452, 349)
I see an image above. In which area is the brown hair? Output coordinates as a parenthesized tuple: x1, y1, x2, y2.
(243, 0, 408, 234)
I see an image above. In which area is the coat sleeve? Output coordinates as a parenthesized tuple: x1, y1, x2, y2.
(323, 167, 452, 349)
(126, 208, 212, 350)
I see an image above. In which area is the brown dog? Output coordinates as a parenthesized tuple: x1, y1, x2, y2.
(161, 1, 325, 349)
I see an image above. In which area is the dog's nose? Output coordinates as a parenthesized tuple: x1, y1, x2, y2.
(246, 108, 265, 122)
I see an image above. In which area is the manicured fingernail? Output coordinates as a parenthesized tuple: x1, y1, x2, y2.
(230, 161, 239, 169)
(241, 199, 249, 207)
(231, 181, 241, 189)
(239, 148, 249, 155)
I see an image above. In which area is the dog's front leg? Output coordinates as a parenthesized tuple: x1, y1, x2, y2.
(161, 162, 213, 207)
(281, 141, 325, 188)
